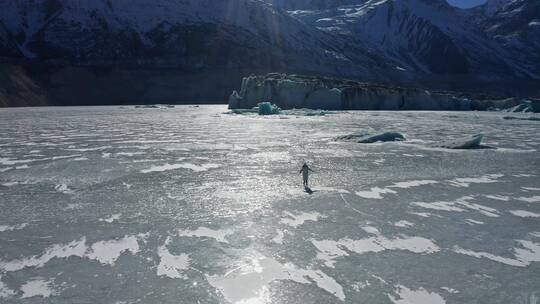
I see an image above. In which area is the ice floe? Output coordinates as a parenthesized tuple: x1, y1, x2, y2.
(207, 253, 345, 302)
(434, 134, 484, 150)
(389, 285, 446, 304)
(336, 131, 405, 143)
(157, 237, 190, 279)
(20, 278, 58, 298)
(177, 227, 234, 244)
(280, 211, 322, 227)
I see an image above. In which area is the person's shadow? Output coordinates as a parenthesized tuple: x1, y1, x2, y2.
(304, 186, 315, 195)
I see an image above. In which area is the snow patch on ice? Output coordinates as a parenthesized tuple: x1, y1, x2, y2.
(447, 174, 504, 187)
(20, 278, 58, 298)
(509, 210, 540, 218)
(389, 285, 446, 304)
(0, 238, 88, 272)
(517, 196, 540, 203)
(361, 226, 381, 235)
(177, 227, 234, 244)
(355, 187, 397, 199)
(0, 234, 147, 271)
(157, 237, 190, 279)
(454, 239, 540, 267)
(272, 230, 285, 244)
(99, 214, 121, 223)
(141, 163, 220, 173)
(85, 235, 143, 265)
(55, 184, 74, 194)
(440, 287, 459, 294)
(389, 180, 438, 189)
(0, 223, 28, 232)
(522, 187, 540, 191)
(465, 219, 484, 225)
(484, 195, 510, 201)
(394, 221, 415, 228)
(312, 235, 439, 267)
(412, 201, 465, 212)
(413, 196, 500, 217)
(280, 211, 322, 228)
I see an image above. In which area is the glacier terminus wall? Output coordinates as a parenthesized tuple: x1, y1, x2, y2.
(228, 74, 522, 111)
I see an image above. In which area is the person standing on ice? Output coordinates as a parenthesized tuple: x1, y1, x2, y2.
(299, 162, 314, 187)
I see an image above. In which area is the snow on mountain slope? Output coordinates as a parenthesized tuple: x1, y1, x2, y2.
(290, 0, 537, 78)
(265, 0, 360, 10)
(0, 0, 390, 78)
(476, 0, 540, 78)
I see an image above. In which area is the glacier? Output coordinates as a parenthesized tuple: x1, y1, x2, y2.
(228, 74, 522, 111)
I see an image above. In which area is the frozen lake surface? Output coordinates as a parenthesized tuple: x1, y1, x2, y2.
(0, 105, 539, 303)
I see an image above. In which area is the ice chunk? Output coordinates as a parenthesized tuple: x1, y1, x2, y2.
(258, 102, 281, 115)
(434, 134, 484, 149)
(336, 131, 405, 143)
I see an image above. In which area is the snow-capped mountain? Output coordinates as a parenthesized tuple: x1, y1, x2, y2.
(0, 0, 390, 76)
(0, 0, 538, 106)
(289, 0, 538, 78)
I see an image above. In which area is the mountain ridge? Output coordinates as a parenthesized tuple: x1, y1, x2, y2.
(0, 0, 538, 106)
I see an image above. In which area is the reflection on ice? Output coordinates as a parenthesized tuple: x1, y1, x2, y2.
(207, 253, 345, 302)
